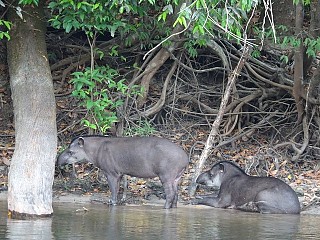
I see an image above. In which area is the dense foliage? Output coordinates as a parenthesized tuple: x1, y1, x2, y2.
(46, 0, 263, 132)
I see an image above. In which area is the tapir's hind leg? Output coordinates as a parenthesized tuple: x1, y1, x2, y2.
(162, 181, 175, 209)
(120, 175, 128, 202)
(255, 189, 300, 214)
(172, 181, 179, 208)
(171, 168, 185, 208)
(160, 166, 186, 209)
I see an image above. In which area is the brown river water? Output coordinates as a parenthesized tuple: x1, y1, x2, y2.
(1, 201, 320, 239)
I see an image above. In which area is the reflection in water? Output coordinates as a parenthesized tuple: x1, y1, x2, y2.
(0, 201, 320, 239)
(6, 218, 53, 240)
(214, 213, 300, 239)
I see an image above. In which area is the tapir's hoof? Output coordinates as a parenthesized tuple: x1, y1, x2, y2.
(107, 199, 118, 206)
(191, 198, 200, 205)
(194, 195, 204, 199)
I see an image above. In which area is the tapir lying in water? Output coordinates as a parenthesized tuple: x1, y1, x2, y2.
(195, 161, 301, 214)
(57, 135, 189, 209)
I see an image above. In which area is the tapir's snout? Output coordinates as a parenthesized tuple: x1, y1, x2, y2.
(57, 137, 90, 167)
(196, 172, 208, 185)
(57, 158, 65, 166)
(57, 152, 68, 166)
(196, 169, 222, 188)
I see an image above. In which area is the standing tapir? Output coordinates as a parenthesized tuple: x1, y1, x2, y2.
(57, 135, 189, 209)
(195, 161, 301, 214)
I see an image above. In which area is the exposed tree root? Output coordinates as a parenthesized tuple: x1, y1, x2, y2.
(50, 29, 320, 172)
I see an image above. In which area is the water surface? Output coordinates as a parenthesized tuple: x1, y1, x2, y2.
(0, 201, 320, 239)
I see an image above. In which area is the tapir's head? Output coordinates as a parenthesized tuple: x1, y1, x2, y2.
(196, 161, 245, 188)
(57, 137, 89, 165)
(196, 162, 226, 188)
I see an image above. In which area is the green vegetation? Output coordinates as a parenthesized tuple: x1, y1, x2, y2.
(0, 19, 11, 40)
(71, 66, 127, 133)
(124, 120, 156, 136)
(46, 0, 261, 133)
(3, 0, 318, 139)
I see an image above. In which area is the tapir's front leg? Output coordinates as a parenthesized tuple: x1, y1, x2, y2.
(193, 193, 231, 208)
(105, 173, 121, 205)
(193, 196, 220, 207)
(195, 193, 218, 198)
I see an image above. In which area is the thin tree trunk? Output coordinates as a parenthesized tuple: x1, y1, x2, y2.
(293, 2, 304, 124)
(7, 1, 57, 218)
(189, 46, 251, 197)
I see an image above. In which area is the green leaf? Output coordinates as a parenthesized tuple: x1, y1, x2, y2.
(3, 21, 11, 30)
(173, 17, 180, 27)
(4, 32, 10, 40)
(163, 4, 173, 14)
(18, 0, 38, 5)
(306, 48, 315, 58)
(86, 101, 94, 110)
(64, 22, 73, 33)
(181, 16, 187, 28)
(280, 55, 288, 63)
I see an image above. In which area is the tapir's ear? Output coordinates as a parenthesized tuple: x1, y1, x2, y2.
(219, 163, 225, 172)
(78, 137, 84, 148)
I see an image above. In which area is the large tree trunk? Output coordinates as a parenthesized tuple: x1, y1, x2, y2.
(6, 1, 57, 218)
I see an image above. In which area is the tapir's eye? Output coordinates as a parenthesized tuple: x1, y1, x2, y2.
(68, 151, 74, 156)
